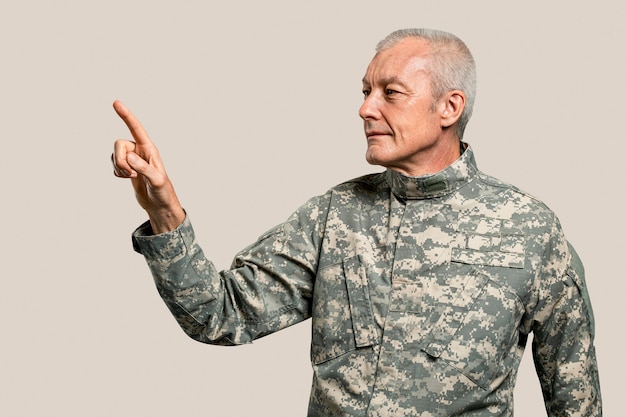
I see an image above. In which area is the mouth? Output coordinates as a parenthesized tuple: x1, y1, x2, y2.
(364, 121, 392, 141)
(364, 121, 391, 139)
(365, 131, 391, 141)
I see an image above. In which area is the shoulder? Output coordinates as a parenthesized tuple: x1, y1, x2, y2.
(473, 170, 557, 225)
(286, 173, 387, 224)
(288, 172, 389, 220)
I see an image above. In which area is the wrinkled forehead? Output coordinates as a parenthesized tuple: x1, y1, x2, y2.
(362, 40, 431, 86)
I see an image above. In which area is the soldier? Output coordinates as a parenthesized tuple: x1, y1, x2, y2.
(112, 28, 602, 416)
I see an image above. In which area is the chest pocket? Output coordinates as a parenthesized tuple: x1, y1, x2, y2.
(311, 255, 378, 365)
(451, 215, 526, 269)
(421, 268, 525, 390)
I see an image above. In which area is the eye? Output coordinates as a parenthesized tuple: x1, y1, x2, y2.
(385, 89, 397, 95)
(362, 89, 370, 98)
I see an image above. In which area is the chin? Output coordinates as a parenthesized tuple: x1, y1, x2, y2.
(365, 154, 391, 170)
(366, 147, 391, 167)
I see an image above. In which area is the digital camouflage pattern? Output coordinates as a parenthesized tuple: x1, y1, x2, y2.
(133, 145, 601, 416)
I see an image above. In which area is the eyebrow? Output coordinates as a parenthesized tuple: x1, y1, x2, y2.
(361, 76, 409, 89)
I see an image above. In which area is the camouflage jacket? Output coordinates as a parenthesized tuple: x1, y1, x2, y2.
(133, 145, 601, 416)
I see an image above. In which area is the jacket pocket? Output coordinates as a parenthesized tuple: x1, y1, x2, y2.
(452, 216, 526, 268)
(311, 255, 378, 365)
(421, 269, 524, 390)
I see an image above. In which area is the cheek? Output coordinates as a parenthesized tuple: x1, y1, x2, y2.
(400, 112, 438, 138)
(390, 119, 417, 144)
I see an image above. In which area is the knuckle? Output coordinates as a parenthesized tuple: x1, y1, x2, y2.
(113, 139, 136, 151)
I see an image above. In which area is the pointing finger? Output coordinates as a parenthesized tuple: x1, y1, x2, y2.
(113, 100, 153, 146)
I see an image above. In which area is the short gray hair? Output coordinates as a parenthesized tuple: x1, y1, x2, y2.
(376, 28, 477, 139)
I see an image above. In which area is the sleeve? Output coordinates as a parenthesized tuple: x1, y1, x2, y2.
(530, 218, 602, 416)
(131, 194, 329, 346)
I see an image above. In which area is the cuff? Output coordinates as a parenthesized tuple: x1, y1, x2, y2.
(131, 214, 195, 261)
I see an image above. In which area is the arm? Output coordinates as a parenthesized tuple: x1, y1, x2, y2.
(531, 221, 602, 416)
(132, 197, 326, 344)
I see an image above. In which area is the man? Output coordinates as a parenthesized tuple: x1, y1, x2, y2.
(112, 29, 601, 416)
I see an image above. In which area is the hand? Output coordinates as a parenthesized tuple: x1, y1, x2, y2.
(112, 100, 185, 234)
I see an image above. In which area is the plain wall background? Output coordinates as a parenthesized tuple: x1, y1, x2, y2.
(1, 1, 622, 415)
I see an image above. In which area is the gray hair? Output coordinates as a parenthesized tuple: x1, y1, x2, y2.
(376, 28, 477, 139)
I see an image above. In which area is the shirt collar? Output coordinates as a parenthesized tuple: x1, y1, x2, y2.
(385, 143, 478, 199)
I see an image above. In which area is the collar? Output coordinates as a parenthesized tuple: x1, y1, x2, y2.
(385, 143, 478, 199)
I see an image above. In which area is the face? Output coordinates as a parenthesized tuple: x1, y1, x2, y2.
(359, 38, 452, 176)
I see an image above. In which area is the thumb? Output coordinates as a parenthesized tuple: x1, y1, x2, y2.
(127, 152, 167, 187)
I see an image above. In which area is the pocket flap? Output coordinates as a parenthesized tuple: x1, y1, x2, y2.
(344, 256, 378, 348)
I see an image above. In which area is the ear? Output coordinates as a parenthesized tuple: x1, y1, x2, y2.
(439, 90, 465, 129)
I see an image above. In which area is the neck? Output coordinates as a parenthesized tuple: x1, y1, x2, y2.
(392, 138, 462, 177)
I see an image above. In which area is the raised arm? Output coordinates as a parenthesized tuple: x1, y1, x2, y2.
(111, 100, 185, 234)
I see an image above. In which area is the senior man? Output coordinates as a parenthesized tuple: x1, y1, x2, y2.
(112, 28, 602, 416)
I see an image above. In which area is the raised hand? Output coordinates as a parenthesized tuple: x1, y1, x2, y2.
(112, 100, 185, 234)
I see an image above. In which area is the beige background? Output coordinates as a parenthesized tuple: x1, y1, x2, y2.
(1, 1, 622, 415)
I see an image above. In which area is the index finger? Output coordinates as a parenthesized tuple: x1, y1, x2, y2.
(113, 100, 153, 146)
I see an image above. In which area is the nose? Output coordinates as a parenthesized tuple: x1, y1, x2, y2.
(359, 93, 379, 120)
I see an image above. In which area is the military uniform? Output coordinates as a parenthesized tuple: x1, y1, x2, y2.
(132, 145, 601, 416)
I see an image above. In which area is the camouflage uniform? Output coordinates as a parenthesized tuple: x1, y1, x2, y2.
(132, 145, 601, 416)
